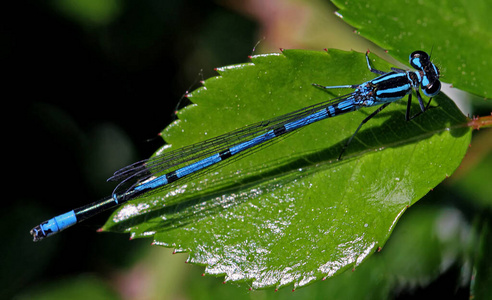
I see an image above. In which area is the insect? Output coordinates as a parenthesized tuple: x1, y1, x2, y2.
(30, 50, 441, 241)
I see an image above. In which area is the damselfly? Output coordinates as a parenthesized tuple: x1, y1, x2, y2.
(30, 50, 441, 241)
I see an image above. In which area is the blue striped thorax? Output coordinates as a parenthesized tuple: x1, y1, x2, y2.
(351, 50, 441, 108)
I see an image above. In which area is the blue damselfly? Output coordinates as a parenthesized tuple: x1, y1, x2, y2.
(30, 50, 441, 241)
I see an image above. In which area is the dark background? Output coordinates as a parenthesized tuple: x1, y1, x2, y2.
(3, 1, 490, 299)
(6, 1, 260, 298)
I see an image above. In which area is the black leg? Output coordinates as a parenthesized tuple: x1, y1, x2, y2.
(405, 91, 433, 121)
(338, 102, 391, 160)
(390, 67, 406, 73)
(405, 93, 413, 121)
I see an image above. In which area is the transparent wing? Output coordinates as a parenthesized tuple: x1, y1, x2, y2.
(109, 92, 355, 197)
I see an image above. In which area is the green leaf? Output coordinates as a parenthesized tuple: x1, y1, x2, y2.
(102, 49, 471, 289)
(331, 0, 492, 98)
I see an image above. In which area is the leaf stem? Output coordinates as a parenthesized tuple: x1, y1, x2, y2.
(467, 114, 492, 130)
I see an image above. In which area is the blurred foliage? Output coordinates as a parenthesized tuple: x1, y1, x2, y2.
(50, 0, 122, 27)
(5, 0, 491, 299)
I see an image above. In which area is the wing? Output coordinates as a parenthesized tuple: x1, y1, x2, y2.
(108, 92, 355, 197)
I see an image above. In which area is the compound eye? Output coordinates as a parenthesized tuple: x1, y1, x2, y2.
(409, 51, 430, 70)
(410, 50, 429, 60)
(423, 80, 441, 97)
